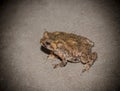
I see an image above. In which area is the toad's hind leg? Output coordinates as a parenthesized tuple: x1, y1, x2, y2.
(82, 52, 97, 72)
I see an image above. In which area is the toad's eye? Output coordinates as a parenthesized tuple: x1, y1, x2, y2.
(45, 41, 50, 45)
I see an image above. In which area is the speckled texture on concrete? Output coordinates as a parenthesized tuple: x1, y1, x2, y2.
(0, 0, 120, 91)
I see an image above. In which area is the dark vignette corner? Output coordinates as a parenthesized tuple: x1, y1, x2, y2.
(0, 0, 120, 91)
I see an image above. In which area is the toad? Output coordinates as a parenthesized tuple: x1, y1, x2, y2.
(40, 31, 97, 72)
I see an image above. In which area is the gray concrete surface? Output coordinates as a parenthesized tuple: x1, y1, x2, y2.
(0, 0, 120, 91)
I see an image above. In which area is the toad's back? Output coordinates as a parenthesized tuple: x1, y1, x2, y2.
(49, 31, 94, 53)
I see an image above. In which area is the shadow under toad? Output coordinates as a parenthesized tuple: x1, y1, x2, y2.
(40, 46, 51, 55)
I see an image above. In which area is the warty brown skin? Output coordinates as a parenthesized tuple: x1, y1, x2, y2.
(40, 31, 97, 72)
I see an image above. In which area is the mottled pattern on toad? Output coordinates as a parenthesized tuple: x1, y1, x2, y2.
(40, 31, 97, 72)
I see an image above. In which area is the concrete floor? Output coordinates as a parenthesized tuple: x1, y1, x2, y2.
(0, 0, 120, 91)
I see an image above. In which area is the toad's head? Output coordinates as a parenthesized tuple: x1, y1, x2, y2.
(40, 31, 57, 51)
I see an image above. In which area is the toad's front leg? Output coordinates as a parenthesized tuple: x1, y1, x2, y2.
(53, 51, 67, 69)
(47, 51, 57, 60)
(53, 60, 67, 69)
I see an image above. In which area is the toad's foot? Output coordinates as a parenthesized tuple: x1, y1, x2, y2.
(53, 61, 67, 69)
(82, 64, 90, 73)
